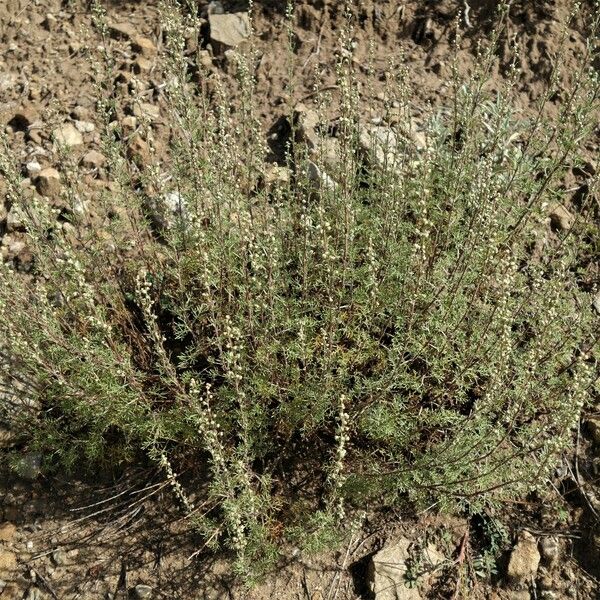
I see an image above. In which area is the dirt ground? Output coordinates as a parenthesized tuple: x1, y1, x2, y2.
(1, 0, 599, 598)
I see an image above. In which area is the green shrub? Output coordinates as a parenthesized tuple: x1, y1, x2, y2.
(1, 0, 598, 578)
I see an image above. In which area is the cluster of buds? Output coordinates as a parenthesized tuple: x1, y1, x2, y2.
(159, 450, 194, 514)
(223, 315, 244, 385)
(328, 394, 350, 520)
(189, 378, 227, 473)
(366, 236, 380, 306)
(136, 269, 181, 382)
(226, 500, 247, 552)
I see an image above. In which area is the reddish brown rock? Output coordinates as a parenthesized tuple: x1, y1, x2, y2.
(35, 167, 61, 197)
(108, 21, 136, 41)
(81, 150, 106, 169)
(131, 36, 157, 57)
(127, 135, 151, 166)
(549, 203, 574, 232)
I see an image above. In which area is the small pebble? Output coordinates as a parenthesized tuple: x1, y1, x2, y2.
(52, 548, 68, 566)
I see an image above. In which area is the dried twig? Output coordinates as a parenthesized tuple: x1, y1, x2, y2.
(114, 560, 128, 600)
(326, 531, 355, 600)
(451, 530, 470, 600)
(302, 26, 324, 70)
(28, 567, 59, 600)
(463, 2, 472, 28)
(299, 85, 340, 102)
(571, 422, 600, 520)
(187, 526, 222, 561)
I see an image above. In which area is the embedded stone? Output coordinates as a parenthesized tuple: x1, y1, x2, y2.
(0, 549, 17, 574)
(131, 102, 160, 121)
(0, 522, 16, 542)
(81, 150, 106, 169)
(108, 21, 136, 41)
(549, 204, 574, 232)
(209, 12, 251, 48)
(131, 36, 157, 57)
(53, 122, 83, 147)
(74, 120, 95, 134)
(359, 125, 400, 170)
(369, 538, 422, 600)
(134, 584, 152, 598)
(539, 536, 560, 565)
(507, 531, 540, 584)
(35, 167, 61, 197)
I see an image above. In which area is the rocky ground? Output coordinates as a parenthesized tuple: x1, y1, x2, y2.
(1, 0, 599, 598)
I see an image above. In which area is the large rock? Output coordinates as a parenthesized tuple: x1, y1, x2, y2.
(35, 167, 61, 197)
(53, 122, 83, 147)
(507, 531, 540, 585)
(108, 21, 136, 41)
(359, 125, 400, 170)
(81, 150, 106, 170)
(585, 417, 600, 446)
(209, 12, 251, 48)
(369, 538, 422, 600)
(146, 191, 188, 232)
(294, 103, 320, 150)
(305, 160, 336, 192)
(0, 549, 17, 574)
(131, 36, 157, 57)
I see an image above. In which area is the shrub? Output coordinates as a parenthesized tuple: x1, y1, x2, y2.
(1, 0, 599, 578)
